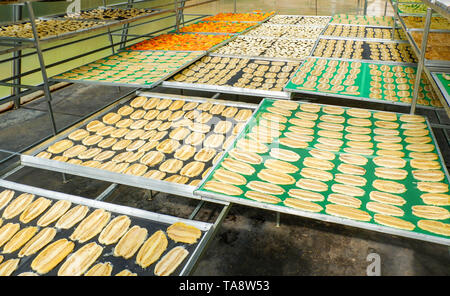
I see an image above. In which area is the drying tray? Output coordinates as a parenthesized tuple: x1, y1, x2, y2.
(329, 14, 395, 28)
(200, 12, 276, 23)
(0, 179, 214, 276)
(51, 50, 206, 89)
(284, 57, 443, 109)
(48, 7, 158, 22)
(0, 17, 113, 43)
(211, 35, 317, 61)
(20, 91, 257, 201)
(265, 15, 332, 26)
(125, 32, 236, 53)
(162, 54, 299, 100)
(312, 36, 417, 63)
(321, 24, 407, 41)
(195, 98, 450, 246)
(170, 20, 260, 35)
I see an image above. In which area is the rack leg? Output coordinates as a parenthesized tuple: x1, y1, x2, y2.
(276, 212, 280, 227)
(12, 5, 22, 109)
(26, 1, 57, 136)
(384, 0, 388, 16)
(391, 2, 397, 41)
(119, 0, 134, 50)
(189, 200, 205, 220)
(62, 173, 68, 184)
(96, 183, 118, 201)
(410, 7, 432, 115)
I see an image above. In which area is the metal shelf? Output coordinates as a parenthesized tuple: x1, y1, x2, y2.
(389, 0, 450, 116)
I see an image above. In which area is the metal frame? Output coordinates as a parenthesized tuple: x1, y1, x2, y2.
(20, 90, 257, 202)
(0, 0, 218, 108)
(194, 98, 450, 247)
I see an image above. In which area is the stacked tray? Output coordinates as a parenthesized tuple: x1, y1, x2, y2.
(0, 18, 108, 42)
(177, 21, 259, 34)
(214, 36, 316, 60)
(163, 55, 300, 99)
(195, 98, 450, 246)
(312, 38, 417, 63)
(62, 8, 156, 21)
(0, 180, 213, 276)
(330, 14, 394, 27)
(402, 16, 450, 30)
(243, 23, 325, 39)
(322, 24, 407, 40)
(127, 33, 233, 51)
(201, 12, 275, 23)
(52, 50, 205, 88)
(284, 57, 443, 108)
(21, 92, 256, 199)
(398, 3, 428, 14)
(409, 31, 450, 62)
(265, 15, 331, 26)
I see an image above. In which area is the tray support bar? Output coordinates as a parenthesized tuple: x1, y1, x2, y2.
(410, 7, 432, 115)
(26, 1, 57, 135)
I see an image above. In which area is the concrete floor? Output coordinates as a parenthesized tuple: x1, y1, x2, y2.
(0, 82, 449, 276)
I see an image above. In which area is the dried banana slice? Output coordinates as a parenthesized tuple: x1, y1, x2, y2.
(70, 209, 111, 243)
(114, 225, 148, 259)
(85, 262, 113, 276)
(0, 223, 20, 248)
(2, 193, 35, 220)
(55, 205, 89, 229)
(58, 242, 103, 276)
(166, 222, 201, 244)
(154, 246, 189, 276)
(31, 239, 75, 274)
(98, 215, 131, 245)
(18, 227, 57, 258)
(0, 258, 20, 276)
(136, 230, 168, 268)
(3, 226, 38, 254)
(115, 269, 137, 276)
(0, 190, 15, 211)
(19, 197, 52, 224)
(37, 200, 72, 227)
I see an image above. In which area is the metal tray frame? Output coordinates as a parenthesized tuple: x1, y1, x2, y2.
(431, 72, 450, 107)
(20, 91, 257, 202)
(0, 179, 214, 276)
(50, 50, 207, 89)
(194, 98, 450, 247)
(162, 80, 293, 100)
